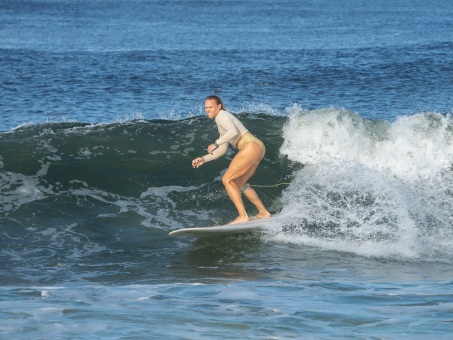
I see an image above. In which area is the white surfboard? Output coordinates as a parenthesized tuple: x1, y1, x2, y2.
(169, 217, 272, 238)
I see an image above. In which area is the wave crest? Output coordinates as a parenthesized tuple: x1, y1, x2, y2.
(275, 107, 453, 262)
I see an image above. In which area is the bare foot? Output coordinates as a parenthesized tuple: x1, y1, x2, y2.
(254, 212, 271, 220)
(229, 215, 249, 224)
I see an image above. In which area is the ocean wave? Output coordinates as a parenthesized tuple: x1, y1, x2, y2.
(1, 110, 452, 263)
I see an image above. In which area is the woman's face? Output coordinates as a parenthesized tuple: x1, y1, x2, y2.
(205, 99, 222, 119)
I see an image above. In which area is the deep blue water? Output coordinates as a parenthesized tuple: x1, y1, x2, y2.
(1, 0, 453, 338)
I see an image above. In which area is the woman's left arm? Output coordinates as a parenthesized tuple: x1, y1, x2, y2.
(203, 142, 229, 162)
(214, 113, 239, 146)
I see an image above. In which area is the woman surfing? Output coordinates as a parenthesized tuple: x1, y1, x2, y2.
(192, 95, 271, 224)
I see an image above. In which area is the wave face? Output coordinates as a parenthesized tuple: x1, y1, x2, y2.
(1, 110, 452, 268)
(0, 114, 293, 283)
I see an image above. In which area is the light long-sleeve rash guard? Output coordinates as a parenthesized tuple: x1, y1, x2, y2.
(203, 110, 249, 162)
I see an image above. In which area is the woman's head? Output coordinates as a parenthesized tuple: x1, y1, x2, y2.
(206, 95, 225, 110)
(205, 95, 225, 119)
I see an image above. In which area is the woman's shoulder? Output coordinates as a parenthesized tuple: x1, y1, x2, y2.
(218, 110, 236, 119)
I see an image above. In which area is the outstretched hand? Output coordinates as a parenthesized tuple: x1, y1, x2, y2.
(192, 157, 205, 168)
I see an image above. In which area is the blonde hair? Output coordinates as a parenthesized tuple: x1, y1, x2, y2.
(206, 95, 226, 111)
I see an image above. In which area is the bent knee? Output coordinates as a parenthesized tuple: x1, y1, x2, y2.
(221, 173, 234, 186)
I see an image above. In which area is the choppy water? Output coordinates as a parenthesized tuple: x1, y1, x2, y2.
(1, 0, 453, 338)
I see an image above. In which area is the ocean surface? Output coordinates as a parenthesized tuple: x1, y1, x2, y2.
(1, 0, 453, 338)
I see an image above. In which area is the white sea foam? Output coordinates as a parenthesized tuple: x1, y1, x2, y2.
(273, 107, 453, 262)
(0, 172, 48, 214)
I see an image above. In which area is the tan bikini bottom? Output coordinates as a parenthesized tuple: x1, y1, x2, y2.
(237, 132, 265, 152)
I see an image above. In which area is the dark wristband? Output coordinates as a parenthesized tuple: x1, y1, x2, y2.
(211, 142, 219, 155)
